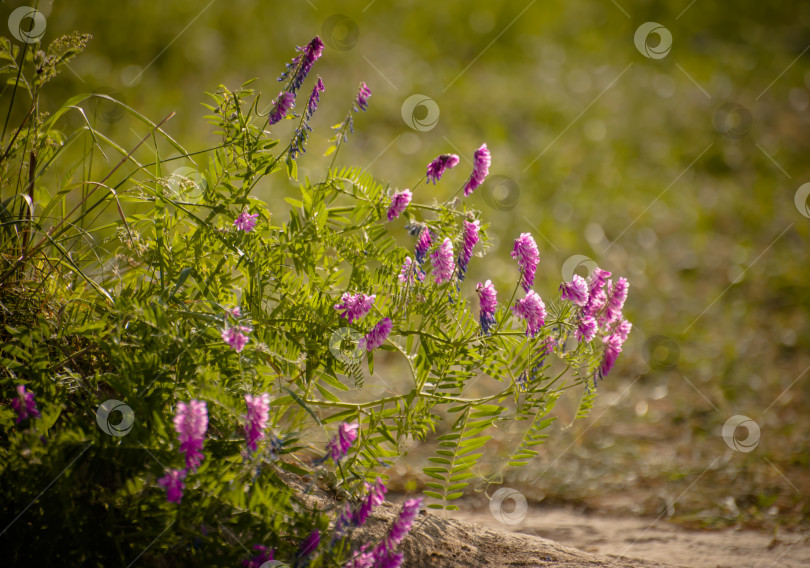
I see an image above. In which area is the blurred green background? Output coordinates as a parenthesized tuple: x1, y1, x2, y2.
(9, 0, 810, 529)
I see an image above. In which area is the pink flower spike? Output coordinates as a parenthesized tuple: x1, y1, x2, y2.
(11, 384, 40, 423)
(398, 256, 424, 284)
(174, 400, 208, 471)
(430, 237, 455, 284)
(476, 280, 498, 335)
(346, 544, 375, 568)
(158, 468, 186, 504)
(333, 292, 376, 323)
(387, 189, 412, 221)
(511, 290, 546, 338)
(457, 219, 480, 280)
(604, 277, 629, 324)
(426, 154, 460, 184)
(463, 143, 491, 196)
(575, 315, 597, 342)
(360, 317, 393, 351)
(268, 91, 295, 125)
(415, 227, 432, 265)
(379, 497, 422, 553)
(234, 210, 259, 232)
(600, 333, 624, 377)
(353, 477, 387, 526)
(511, 233, 540, 292)
(355, 82, 372, 111)
(226, 306, 242, 319)
(222, 326, 250, 353)
(559, 274, 588, 306)
(328, 421, 359, 462)
(616, 319, 633, 341)
(244, 393, 271, 452)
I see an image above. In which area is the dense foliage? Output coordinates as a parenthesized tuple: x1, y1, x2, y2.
(0, 32, 632, 566)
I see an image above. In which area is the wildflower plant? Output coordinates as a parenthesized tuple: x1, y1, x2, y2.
(0, 31, 631, 566)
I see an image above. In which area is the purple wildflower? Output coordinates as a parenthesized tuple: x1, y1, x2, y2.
(355, 82, 372, 111)
(457, 219, 480, 280)
(11, 384, 40, 423)
(226, 306, 241, 319)
(360, 317, 393, 351)
(375, 552, 404, 568)
(415, 227, 432, 265)
(600, 332, 624, 377)
(603, 277, 629, 326)
(476, 280, 498, 335)
(398, 256, 424, 284)
(328, 421, 359, 463)
(244, 393, 271, 453)
(234, 210, 259, 232)
(559, 274, 588, 306)
(511, 233, 540, 292)
(242, 545, 274, 568)
(268, 91, 296, 125)
(375, 497, 422, 560)
(346, 545, 375, 568)
(426, 153, 460, 184)
(354, 477, 387, 526)
(278, 36, 325, 94)
(333, 292, 376, 324)
(222, 326, 250, 353)
(463, 143, 491, 196)
(616, 319, 632, 341)
(297, 529, 320, 558)
(387, 189, 412, 221)
(174, 400, 208, 471)
(307, 77, 325, 119)
(575, 315, 597, 342)
(430, 237, 455, 284)
(158, 468, 186, 504)
(511, 290, 546, 338)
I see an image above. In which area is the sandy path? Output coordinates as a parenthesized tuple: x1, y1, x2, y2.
(450, 506, 810, 568)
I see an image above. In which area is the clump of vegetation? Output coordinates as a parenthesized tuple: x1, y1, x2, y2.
(0, 32, 631, 566)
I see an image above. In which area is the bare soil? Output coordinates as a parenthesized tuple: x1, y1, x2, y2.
(448, 506, 810, 568)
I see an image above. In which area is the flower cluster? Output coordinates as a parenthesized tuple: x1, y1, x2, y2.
(426, 153, 459, 184)
(414, 227, 432, 265)
(355, 82, 372, 111)
(559, 274, 588, 306)
(511, 233, 540, 292)
(511, 290, 546, 338)
(222, 325, 250, 353)
(397, 256, 425, 284)
(463, 143, 491, 196)
(360, 317, 393, 351)
(371, 498, 423, 568)
(334, 292, 376, 323)
(291, 76, 326, 158)
(328, 421, 359, 462)
(560, 268, 633, 380)
(11, 384, 40, 423)
(175, 400, 209, 471)
(387, 189, 412, 221)
(268, 91, 295, 125)
(277, 36, 325, 94)
(244, 393, 271, 453)
(430, 237, 455, 284)
(159, 399, 208, 504)
(457, 219, 480, 280)
(234, 210, 259, 232)
(476, 280, 498, 335)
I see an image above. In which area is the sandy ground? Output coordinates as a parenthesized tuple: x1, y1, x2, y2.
(450, 506, 810, 568)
